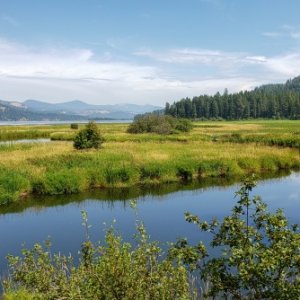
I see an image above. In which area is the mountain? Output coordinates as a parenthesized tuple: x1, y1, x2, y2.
(0, 100, 86, 121)
(22, 100, 162, 119)
(23, 100, 92, 113)
(0, 99, 162, 121)
(256, 76, 300, 94)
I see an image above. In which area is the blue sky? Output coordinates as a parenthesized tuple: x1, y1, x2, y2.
(1, 0, 300, 105)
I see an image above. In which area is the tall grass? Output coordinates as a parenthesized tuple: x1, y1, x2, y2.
(0, 139, 299, 204)
(0, 167, 30, 204)
(0, 129, 49, 141)
(0, 120, 299, 203)
(219, 132, 300, 149)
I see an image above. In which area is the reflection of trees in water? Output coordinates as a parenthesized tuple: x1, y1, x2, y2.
(0, 169, 292, 216)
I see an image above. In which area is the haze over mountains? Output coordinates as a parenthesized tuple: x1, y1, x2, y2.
(2, 76, 300, 121)
(0, 99, 162, 121)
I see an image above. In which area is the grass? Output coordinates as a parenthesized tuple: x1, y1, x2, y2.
(0, 120, 299, 204)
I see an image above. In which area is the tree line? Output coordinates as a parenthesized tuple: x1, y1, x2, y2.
(165, 77, 300, 120)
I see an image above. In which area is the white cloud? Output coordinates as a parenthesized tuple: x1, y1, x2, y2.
(262, 32, 282, 38)
(135, 47, 300, 79)
(0, 38, 299, 105)
(135, 48, 268, 66)
(0, 38, 156, 82)
(266, 53, 300, 76)
(245, 56, 267, 63)
(262, 25, 300, 40)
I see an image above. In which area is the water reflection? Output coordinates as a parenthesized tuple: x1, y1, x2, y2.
(0, 170, 299, 283)
(0, 170, 291, 216)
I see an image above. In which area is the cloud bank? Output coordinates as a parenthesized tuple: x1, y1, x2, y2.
(0, 38, 299, 105)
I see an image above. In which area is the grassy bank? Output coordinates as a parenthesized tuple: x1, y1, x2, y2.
(0, 171, 291, 216)
(0, 120, 300, 204)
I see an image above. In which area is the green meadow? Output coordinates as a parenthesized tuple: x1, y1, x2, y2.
(0, 120, 300, 205)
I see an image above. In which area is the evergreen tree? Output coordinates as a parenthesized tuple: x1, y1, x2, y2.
(163, 76, 300, 120)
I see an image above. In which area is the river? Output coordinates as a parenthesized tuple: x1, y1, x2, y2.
(0, 171, 299, 279)
(0, 120, 131, 126)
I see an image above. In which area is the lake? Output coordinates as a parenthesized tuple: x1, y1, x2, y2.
(0, 171, 300, 279)
(0, 120, 131, 126)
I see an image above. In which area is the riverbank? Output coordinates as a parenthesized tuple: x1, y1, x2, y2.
(2, 173, 300, 299)
(0, 120, 300, 204)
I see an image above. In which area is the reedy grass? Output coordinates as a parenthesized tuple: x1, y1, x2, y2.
(0, 138, 299, 204)
(0, 129, 49, 141)
(0, 120, 300, 204)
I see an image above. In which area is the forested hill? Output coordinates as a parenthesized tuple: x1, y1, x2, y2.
(0, 101, 86, 121)
(165, 76, 300, 120)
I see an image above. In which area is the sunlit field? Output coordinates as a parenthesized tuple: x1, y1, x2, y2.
(0, 120, 299, 204)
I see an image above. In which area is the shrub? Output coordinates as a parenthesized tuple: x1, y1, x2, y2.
(174, 118, 193, 132)
(173, 176, 300, 299)
(176, 167, 193, 181)
(4, 218, 189, 299)
(70, 123, 79, 130)
(73, 122, 104, 150)
(127, 114, 193, 135)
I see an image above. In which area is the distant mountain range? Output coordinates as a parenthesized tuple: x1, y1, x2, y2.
(0, 99, 162, 121)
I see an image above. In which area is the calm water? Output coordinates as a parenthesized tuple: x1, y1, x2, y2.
(0, 138, 51, 145)
(0, 120, 131, 126)
(0, 172, 300, 278)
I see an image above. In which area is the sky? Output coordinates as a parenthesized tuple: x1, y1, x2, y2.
(1, 0, 300, 106)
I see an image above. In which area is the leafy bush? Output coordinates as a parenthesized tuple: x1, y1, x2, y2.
(127, 114, 193, 135)
(70, 123, 79, 130)
(73, 122, 104, 150)
(174, 176, 300, 299)
(4, 216, 189, 299)
(176, 167, 193, 181)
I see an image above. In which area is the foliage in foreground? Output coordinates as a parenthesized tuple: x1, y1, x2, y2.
(127, 114, 193, 134)
(3, 214, 189, 300)
(73, 121, 104, 150)
(3, 178, 300, 299)
(172, 176, 300, 299)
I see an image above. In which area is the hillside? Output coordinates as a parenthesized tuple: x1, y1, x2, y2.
(0, 100, 86, 121)
(257, 76, 300, 94)
(165, 76, 300, 120)
(23, 100, 161, 119)
(0, 99, 162, 121)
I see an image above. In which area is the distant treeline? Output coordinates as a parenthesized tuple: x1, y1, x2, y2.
(165, 76, 300, 120)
